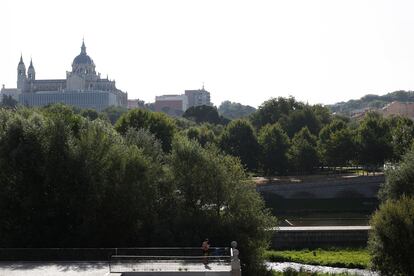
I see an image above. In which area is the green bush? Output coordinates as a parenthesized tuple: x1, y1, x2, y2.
(368, 196, 414, 275)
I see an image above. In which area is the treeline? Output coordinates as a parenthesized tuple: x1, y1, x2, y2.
(180, 97, 414, 175)
(0, 105, 274, 276)
(329, 90, 414, 116)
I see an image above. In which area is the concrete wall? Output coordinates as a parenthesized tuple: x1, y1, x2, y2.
(271, 227, 370, 249)
(257, 175, 384, 199)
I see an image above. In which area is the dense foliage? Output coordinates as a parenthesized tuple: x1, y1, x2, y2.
(265, 248, 370, 269)
(183, 105, 229, 125)
(329, 90, 414, 116)
(369, 196, 414, 275)
(369, 145, 414, 275)
(0, 105, 274, 276)
(218, 100, 256, 119)
(219, 120, 260, 171)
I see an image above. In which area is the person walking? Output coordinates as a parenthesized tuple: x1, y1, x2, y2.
(201, 238, 210, 265)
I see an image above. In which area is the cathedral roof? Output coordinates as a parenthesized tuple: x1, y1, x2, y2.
(72, 40, 94, 66)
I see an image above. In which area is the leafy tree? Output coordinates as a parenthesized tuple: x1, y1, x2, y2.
(369, 196, 414, 275)
(379, 149, 414, 201)
(318, 120, 356, 167)
(258, 123, 290, 176)
(288, 127, 319, 173)
(388, 116, 414, 161)
(124, 128, 165, 163)
(80, 108, 99, 121)
(169, 137, 275, 275)
(250, 97, 302, 129)
(219, 120, 260, 171)
(183, 105, 229, 124)
(115, 108, 176, 151)
(186, 125, 217, 147)
(100, 105, 128, 124)
(355, 112, 393, 168)
(282, 106, 321, 137)
(218, 101, 256, 120)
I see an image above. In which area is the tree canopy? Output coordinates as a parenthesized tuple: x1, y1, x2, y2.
(115, 108, 176, 151)
(219, 119, 259, 171)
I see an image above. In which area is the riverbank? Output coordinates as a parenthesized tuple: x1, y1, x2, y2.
(265, 248, 370, 269)
(267, 262, 378, 276)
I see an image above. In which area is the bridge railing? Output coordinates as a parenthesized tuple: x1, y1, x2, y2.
(109, 247, 232, 273)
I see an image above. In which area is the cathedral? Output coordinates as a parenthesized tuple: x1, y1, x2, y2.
(3, 40, 127, 111)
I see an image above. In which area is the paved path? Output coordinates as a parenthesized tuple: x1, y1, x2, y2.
(0, 261, 231, 275)
(0, 262, 118, 276)
(110, 261, 231, 273)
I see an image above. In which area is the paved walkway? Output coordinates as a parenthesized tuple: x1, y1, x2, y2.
(110, 261, 231, 273)
(0, 262, 118, 276)
(0, 261, 231, 275)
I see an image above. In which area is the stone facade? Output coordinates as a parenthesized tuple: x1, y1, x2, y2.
(185, 87, 211, 108)
(381, 101, 414, 119)
(154, 94, 188, 116)
(2, 40, 127, 111)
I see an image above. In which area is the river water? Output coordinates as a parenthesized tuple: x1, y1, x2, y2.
(266, 262, 378, 276)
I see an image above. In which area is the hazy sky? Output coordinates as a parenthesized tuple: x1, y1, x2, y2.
(1, 0, 414, 107)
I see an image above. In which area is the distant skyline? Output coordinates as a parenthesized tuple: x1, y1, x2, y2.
(2, 0, 414, 107)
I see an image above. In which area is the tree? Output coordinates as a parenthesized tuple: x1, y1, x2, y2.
(282, 106, 322, 137)
(250, 97, 302, 129)
(218, 101, 256, 120)
(0, 108, 163, 247)
(219, 120, 260, 171)
(318, 120, 356, 168)
(169, 137, 275, 275)
(100, 106, 128, 124)
(80, 108, 99, 121)
(369, 196, 414, 275)
(379, 149, 414, 201)
(258, 123, 290, 176)
(183, 105, 229, 124)
(388, 116, 414, 161)
(115, 108, 176, 151)
(355, 112, 393, 169)
(288, 127, 319, 174)
(186, 125, 217, 147)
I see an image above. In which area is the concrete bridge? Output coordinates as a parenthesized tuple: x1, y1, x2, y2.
(0, 243, 242, 276)
(109, 243, 241, 276)
(256, 175, 384, 199)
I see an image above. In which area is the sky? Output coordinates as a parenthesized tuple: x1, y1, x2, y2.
(1, 0, 414, 108)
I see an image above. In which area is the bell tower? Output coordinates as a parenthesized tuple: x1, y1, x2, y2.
(17, 54, 27, 90)
(27, 59, 36, 81)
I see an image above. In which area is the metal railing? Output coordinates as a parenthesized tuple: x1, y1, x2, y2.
(109, 247, 232, 273)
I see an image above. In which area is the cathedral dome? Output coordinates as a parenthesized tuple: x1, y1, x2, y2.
(72, 40, 95, 66)
(73, 53, 94, 65)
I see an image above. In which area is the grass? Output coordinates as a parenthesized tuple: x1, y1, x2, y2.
(271, 269, 359, 276)
(265, 248, 370, 269)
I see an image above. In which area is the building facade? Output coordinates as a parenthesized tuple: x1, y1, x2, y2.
(2, 40, 127, 111)
(185, 86, 211, 108)
(154, 94, 188, 116)
(381, 101, 414, 120)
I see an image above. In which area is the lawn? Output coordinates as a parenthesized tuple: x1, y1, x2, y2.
(265, 248, 370, 269)
(271, 270, 359, 276)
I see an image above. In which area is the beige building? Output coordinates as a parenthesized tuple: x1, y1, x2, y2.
(381, 101, 414, 119)
(154, 94, 188, 116)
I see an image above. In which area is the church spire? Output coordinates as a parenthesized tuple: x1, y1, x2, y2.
(81, 39, 86, 54)
(28, 58, 34, 69)
(19, 54, 24, 65)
